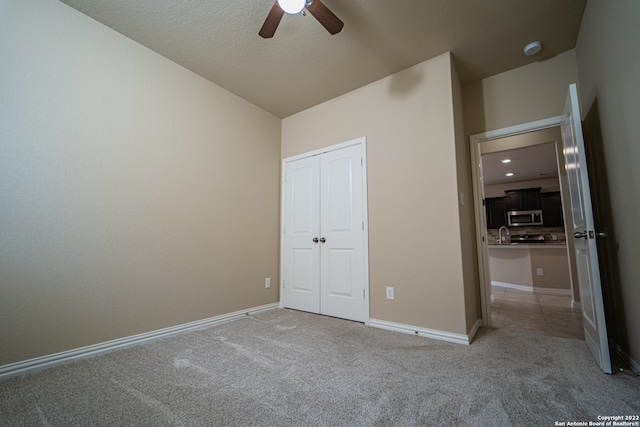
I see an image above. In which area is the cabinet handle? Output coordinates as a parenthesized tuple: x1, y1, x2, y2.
(313, 237, 319, 243)
(319, 237, 326, 243)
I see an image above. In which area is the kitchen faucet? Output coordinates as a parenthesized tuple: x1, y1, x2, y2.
(498, 226, 510, 245)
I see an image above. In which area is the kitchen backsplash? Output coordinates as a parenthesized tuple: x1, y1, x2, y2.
(486, 226, 566, 245)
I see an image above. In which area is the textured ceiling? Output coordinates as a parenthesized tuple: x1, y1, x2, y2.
(59, 0, 587, 118)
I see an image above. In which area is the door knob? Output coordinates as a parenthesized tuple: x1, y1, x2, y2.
(319, 237, 326, 243)
(312, 237, 319, 243)
(573, 231, 588, 239)
(596, 232, 608, 238)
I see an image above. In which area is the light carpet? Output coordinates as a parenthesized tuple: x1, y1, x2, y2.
(1, 308, 639, 426)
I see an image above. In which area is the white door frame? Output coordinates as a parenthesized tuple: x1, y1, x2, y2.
(470, 117, 564, 326)
(279, 137, 370, 325)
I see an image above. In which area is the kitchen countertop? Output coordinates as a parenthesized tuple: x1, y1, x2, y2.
(488, 244, 567, 249)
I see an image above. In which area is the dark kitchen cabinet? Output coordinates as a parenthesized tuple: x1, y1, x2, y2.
(486, 197, 507, 229)
(542, 191, 564, 227)
(505, 188, 541, 211)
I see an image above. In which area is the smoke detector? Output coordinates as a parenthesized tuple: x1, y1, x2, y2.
(523, 41, 542, 56)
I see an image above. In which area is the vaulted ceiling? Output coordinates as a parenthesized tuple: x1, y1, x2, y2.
(59, 0, 587, 118)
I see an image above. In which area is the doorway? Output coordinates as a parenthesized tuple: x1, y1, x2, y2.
(470, 117, 575, 325)
(471, 85, 613, 374)
(478, 128, 583, 339)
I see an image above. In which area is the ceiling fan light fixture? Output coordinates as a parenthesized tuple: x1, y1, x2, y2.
(260, 0, 343, 38)
(278, 0, 306, 14)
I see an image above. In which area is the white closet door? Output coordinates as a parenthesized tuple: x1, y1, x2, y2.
(319, 144, 366, 322)
(281, 142, 367, 323)
(282, 155, 321, 314)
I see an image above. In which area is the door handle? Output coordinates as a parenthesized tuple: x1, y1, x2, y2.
(574, 231, 607, 240)
(319, 237, 326, 243)
(573, 231, 588, 239)
(312, 237, 319, 243)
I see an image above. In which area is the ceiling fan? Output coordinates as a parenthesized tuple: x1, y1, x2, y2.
(259, 0, 344, 38)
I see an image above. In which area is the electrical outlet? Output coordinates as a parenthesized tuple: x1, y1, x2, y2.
(536, 268, 544, 276)
(386, 286, 394, 300)
(265, 277, 271, 288)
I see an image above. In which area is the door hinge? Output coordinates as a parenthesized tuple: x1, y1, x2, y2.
(361, 158, 363, 166)
(363, 289, 365, 298)
(282, 280, 285, 289)
(362, 221, 364, 231)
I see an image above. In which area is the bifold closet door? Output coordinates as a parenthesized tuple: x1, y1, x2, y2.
(282, 144, 365, 322)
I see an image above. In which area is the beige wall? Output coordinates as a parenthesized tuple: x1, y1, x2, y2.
(575, 0, 640, 367)
(530, 248, 571, 290)
(0, 0, 281, 366)
(488, 247, 570, 291)
(463, 50, 579, 135)
(451, 59, 480, 332)
(282, 53, 478, 335)
(488, 248, 533, 287)
(479, 127, 562, 155)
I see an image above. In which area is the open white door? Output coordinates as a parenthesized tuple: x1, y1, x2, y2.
(561, 84, 612, 374)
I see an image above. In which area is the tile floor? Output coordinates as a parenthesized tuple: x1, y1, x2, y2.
(491, 286, 584, 340)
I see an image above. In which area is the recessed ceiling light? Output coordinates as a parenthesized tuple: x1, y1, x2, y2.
(523, 41, 542, 56)
(506, 172, 514, 177)
(501, 159, 511, 164)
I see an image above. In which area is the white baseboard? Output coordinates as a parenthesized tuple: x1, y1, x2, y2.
(0, 302, 279, 379)
(467, 318, 483, 343)
(491, 281, 571, 296)
(615, 344, 640, 374)
(369, 318, 477, 345)
(571, 300, 582, 310)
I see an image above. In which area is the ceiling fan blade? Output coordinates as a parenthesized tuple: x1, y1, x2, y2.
(259, 2, 284, 38)
(306, 0, 343, 35)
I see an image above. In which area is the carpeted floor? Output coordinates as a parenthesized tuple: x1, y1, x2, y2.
(1, 308, 639, 426)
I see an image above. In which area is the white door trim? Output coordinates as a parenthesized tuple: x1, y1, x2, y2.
(470, 117, 564, 326)
(280, 137, 370, 325)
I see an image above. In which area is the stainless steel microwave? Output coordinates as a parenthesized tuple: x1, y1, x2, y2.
(507, 210, 543, 226)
